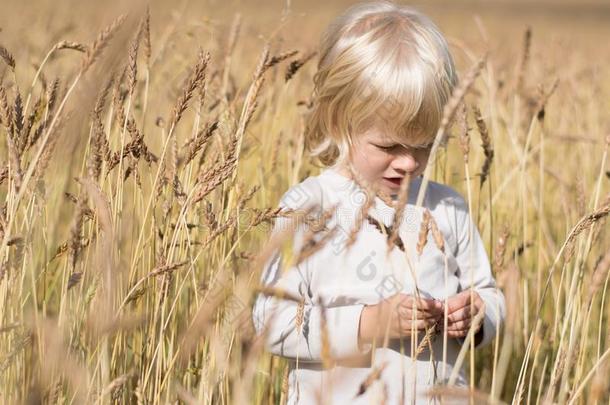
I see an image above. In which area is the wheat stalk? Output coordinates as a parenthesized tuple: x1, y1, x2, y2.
(416, 55, 487, 207)
(416, 209, 431, 257)
(474, 105, 493, 188)
(0, 45, 16, 70)
(388, 174, 411, 253)
(81, 14, 127, 73)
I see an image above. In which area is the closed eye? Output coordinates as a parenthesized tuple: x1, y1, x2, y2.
(373, 143, 399, 151)
(372, 142, 433, 152)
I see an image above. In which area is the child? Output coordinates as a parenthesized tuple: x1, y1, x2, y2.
(252, 1, 506, 403)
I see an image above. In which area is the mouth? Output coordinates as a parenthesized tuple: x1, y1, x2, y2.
(383, 177, 403, 187)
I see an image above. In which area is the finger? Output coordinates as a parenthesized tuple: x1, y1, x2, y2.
(445, 319, 470, 331)
(445, 293, 471, 313)
(399, 307, 440, 319)
(474, 296, 485, 313)
(414, 297, 444, 313)
(398, 308, 440, 322)
(398, 316, 437, 328)
(445, 323, 482, 336)
(447, 290, 482, 312)
(446, 305, 472, 323)
(464, 291, 485, 310)
(443, 322, 483, 335)
(399, 319, 432, 335)
(445, 330, 469, 338)
(399, 304, 443, 319)
(399, 298, 443, 317)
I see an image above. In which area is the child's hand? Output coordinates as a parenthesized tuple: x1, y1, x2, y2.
(358, 293, 443, 344)
(442, 290, 485, 338)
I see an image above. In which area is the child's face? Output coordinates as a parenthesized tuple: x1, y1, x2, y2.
(340, 127, 432, 196)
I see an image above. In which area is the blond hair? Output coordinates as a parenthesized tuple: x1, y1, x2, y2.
(305, 1, 458, 167)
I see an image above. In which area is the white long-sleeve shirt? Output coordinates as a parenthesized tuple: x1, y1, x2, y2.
(252, 167, 505, 404)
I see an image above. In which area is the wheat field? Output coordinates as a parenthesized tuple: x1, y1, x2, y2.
(0, 0, 608, 403)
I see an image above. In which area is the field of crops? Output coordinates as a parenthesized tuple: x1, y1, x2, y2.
(0, 0, 608, 403)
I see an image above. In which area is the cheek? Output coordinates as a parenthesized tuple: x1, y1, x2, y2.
(349, 143, 394, 179)
(357, 149, 392, 172)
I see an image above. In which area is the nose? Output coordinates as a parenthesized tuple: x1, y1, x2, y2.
(392, 153, 419, 175)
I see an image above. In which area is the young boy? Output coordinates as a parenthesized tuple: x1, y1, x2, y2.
(252, 2, 505, 403)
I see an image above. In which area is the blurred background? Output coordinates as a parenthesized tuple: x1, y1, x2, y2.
(0, 0, 608, 404)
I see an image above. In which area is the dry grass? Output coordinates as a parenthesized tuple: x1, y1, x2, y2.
(0, 0, 609, 404)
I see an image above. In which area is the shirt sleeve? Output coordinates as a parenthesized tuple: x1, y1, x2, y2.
(251, 181, 371, 362)
(451, 195, 506, 348)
